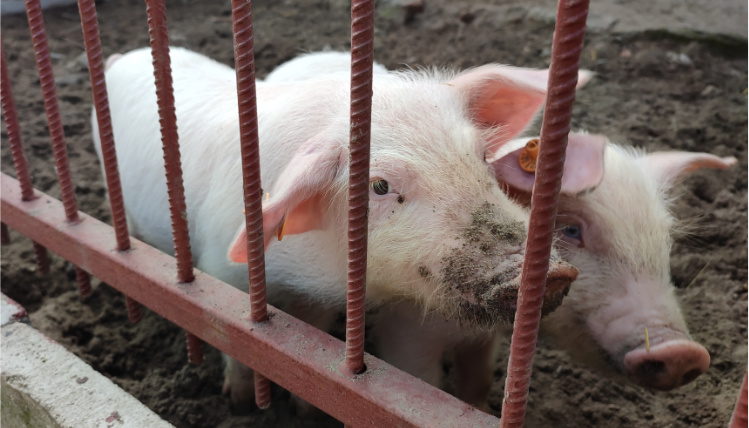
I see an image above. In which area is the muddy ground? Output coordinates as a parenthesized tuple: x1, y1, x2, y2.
(1, 1, 747, 427)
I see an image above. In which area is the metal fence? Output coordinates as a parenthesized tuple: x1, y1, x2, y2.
(2, 0, 746, 426)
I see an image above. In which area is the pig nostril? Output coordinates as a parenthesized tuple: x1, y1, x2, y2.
(681, 368, 702, 385)
(636, 360, 666, 378)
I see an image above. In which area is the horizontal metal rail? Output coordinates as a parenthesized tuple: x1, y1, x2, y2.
(1, 172, 499, 427)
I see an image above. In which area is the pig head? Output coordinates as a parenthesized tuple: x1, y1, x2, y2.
(493, 132, 736, 390)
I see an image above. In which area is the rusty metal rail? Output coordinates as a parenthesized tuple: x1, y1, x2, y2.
(1, 173, 499, 427)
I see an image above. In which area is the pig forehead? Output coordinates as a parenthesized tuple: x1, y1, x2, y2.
(567, 146, 675, 270)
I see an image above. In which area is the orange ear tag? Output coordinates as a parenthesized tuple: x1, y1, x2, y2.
(277, 217, 287, 241)
(518, 138, 539, 173)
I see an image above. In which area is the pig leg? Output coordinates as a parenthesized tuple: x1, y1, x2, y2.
(222, 355, 255, 413)
(453, 335, 499, 411)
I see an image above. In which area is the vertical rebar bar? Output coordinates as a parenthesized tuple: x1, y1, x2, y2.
(77, 0, 130, 252)
(77, 0, 142, 322)
(185, 331, 204, 365)
(1, 223, 9, 245)
(730, 371, 748, 428)
(2, 45, 54, 271)
(1, 46, 35, 203)
(343, 0, 375, 377)
(23, 0, 91, 294)
(500, 0, 589, 426)
(231, 0, 271, 409)
(144, 0, 202, 363)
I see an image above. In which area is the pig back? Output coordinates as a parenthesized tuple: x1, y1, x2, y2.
(98, 47, 349, 295)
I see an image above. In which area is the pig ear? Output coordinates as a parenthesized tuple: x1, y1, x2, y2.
(492, 133, 607, 195)
(448, 65, 592, 157)
(641, 151, 737, 187)
(228, 136, 344, 263)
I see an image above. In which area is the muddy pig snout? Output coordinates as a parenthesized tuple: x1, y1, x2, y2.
(541, 261, 578, 316)
(623, 331, 710, 390)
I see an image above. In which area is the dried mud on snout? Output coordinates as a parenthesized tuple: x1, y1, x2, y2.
(441, 203, 576, 328)
(441, 203, 527, 328)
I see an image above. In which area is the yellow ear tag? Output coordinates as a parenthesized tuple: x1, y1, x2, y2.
(644, 327, 650, 352)
(277, 217, 287, 241)
(518, 138, 540, 173)
(265, 192, 270, 201)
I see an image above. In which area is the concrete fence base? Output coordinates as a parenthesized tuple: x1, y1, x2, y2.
(1, 294, 173, 428)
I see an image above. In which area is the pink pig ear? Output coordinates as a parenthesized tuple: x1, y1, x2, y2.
(641, 151, 737, 187)
(448, 65, 592, 157)
(228, 136, 345, 263)
(492, 133, 607, 196)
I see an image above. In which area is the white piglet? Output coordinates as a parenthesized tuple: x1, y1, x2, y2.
(493, 134, 735, 391)
(93, 47, 598, 407)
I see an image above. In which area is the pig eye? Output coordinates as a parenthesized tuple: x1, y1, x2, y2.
(562, 224, 581, 239)
(371, 179, 390, 195)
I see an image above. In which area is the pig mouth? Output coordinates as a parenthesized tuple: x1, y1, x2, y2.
(442, 260, 577, 329)
(438, 202, 577, 329)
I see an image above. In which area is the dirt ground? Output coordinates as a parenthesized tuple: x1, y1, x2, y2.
(1, 1, 747, 427)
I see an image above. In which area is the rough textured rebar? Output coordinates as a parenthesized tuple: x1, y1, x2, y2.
(77, 0, 130, 252)
(125, 296, 142, 324)
(185, 331, 204, 365)
(2, 43, 53, 274)
(730, 371, 748, 428)
(77, 0, 142, 322)
(1, 223, 9, 245)
(343, 0, 375, 376)
(24, 0, 91, 294)
(76, 266, 92, 298)
(32, 241, 51, 274)
(145, 0, 195, 284)
(1, 44, 35, 202)
(145, 0, 202, 363)
(231, 0, 271, 409)
(24, 0, 79, 222)
(254, 373, 271, 409)
(500, 0, 589, 426)
(231, 0, 267, 325)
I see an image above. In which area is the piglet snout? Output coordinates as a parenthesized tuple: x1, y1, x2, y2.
(541, 261, 578, 316)
(623, 339, 710, 390)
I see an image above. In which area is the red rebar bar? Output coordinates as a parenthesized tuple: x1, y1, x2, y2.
(77, 0, 130, 252)
(77, 0, 142, 322)
(342, 0, 375, 378)
(730, 371, 748, 428)
(500, 0, 589, 426)
(2, 45, 50, 272)
(1, 223, 9, 245)
(231, 0, 271, 409)
(2, 173, 501, 427)
(1, 46, 35, 203)
(185, 331, 204, 365)
(32, 241, 51, 274)
(144, 0, 203, 364)
(22, 0, 91, 294)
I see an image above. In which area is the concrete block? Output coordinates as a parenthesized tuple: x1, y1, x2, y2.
(2, 320, 173, 428)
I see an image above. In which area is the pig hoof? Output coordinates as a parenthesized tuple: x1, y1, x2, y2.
(623, 339, 710, 390)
